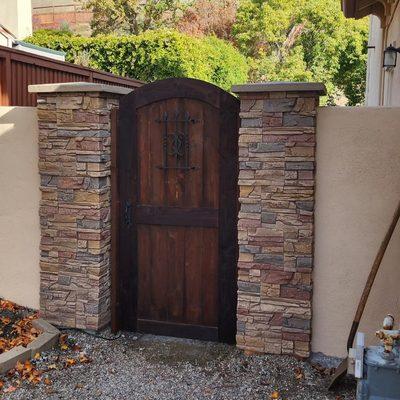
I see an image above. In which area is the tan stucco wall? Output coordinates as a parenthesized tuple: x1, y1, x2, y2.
(313, 106, 400, 357)
(1, 104, 400, 355)
(0, 107, 40, 309)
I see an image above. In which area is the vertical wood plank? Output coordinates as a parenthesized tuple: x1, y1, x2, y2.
(137, 225, 151, 319)
(183, 99, 203, 207)
(167, 227, 185, 322)
(150, 226, 169, 320)
(184, 227, 203, 324)
(137, 105, 151, 204)
(202, 228, 219, 326)
(203, 103, 220, 208)
(218, 92, 240, 343)
(117, 91, 138, 331)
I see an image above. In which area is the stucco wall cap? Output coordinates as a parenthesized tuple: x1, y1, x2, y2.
(28, 82, 132, 95)
(232, 82, 327, 95)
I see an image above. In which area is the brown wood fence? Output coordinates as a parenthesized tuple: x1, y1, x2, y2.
(0, 45, 143, 106)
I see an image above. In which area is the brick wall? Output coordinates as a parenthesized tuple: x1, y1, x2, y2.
(232, 82, 326, 358)
(30, 83, 131, 331)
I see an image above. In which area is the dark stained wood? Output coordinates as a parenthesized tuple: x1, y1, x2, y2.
(135, 206, 218, 227)
(137, 319, 218, 341)
(126, 77, 221, 109)
(218, 91, 240, 343)
(115, 78, 239, 342)
(116, 90, 138, 331)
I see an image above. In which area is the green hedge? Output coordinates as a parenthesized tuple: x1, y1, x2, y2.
(26, 30, 249, 91)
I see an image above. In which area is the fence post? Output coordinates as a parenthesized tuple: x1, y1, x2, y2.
(232, 82, 326, 358)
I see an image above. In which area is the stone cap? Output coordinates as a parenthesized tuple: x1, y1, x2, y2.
(232, 82, 327, 95)
(28, 82, 133, 95)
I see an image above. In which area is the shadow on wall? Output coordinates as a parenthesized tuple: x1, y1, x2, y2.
(313, 106, 400, 358)
(0, 107, 40, 309)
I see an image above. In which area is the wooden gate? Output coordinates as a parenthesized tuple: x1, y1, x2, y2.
(112, 78, 239, 343)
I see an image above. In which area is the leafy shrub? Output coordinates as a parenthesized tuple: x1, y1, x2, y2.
(26, 30, 249, 91)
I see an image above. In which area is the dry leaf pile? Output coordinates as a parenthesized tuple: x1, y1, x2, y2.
(0, 299, 92, 395)
(311, 362, 336, 377)
(0, 332, 92, 394)
(0, 299, 40, 355)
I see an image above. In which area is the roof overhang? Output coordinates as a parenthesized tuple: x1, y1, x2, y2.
(341, 0, 393, 24)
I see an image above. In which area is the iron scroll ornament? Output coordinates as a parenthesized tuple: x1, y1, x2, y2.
(156, 111, 199, 170)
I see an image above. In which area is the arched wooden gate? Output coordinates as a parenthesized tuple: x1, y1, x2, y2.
(111, 78, 239, 343)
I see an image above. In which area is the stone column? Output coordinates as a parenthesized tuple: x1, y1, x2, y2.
(29, 82, 132, 331)
(232, 82, 326, 358)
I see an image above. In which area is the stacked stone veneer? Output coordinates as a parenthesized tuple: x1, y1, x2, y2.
(233, 83, 326, 358)
(30, 83, 130, 331)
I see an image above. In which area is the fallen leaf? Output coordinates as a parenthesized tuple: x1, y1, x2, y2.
(15, 360, 24, 373)
(24, 360, 33, 372)
(34, 352, 41, 359)
(28, 373, 42, 385)
(59, 334, 68, 344)
(0, 301, 40, 355)
(271, 391, 280, 399)
(66, 358, 77, 367)
(0, 380, 3, 390)
(48, 364, 58, 370)
(72, 344, 82, 352)
(79, 353, 92, 364)
(1, 317, 11, 325)
(0, 300, 18, 311)
(294, 366, 304, 380)
(59, 333, 70, 351)
(4, 386, 17, 393)
(44, 378, 52, 386)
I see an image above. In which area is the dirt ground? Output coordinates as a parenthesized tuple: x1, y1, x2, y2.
(2, 329, 356, 400)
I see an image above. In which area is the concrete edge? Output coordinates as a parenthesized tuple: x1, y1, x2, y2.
(0, 346, 31, 374)
(32, 318, 60, 335)
(231, 82, 327, 95)
(28, 82, 133, 95)
(28, 319, 60, 357)
(27, 332, 59, 356)
(0, 318, 60, 375)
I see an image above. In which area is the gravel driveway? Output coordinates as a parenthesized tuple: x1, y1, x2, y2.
(3, 330, 356, 400)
